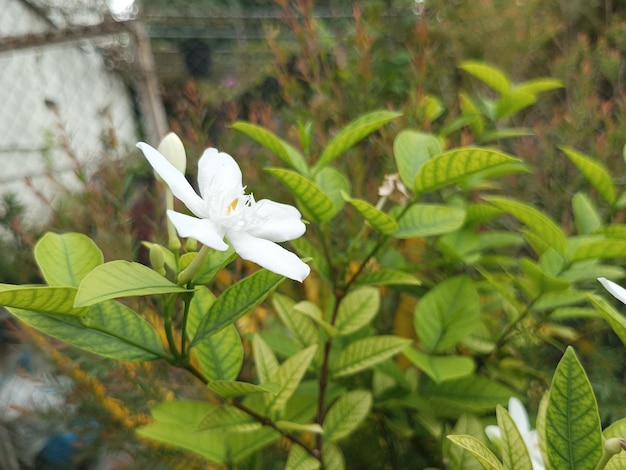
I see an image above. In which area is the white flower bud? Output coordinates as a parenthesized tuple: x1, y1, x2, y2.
(604, 437, 624, 456)
(157, 133, 187, 174)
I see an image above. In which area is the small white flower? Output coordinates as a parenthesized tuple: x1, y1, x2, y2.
(598, 277, 626, 305)
(137, 141, 311, 282)
(485, 397, 545, 470)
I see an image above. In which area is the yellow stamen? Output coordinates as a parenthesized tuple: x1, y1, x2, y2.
(227, 198, 238, 214)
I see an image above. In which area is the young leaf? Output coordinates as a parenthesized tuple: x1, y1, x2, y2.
(459, 61, 511, 94)
(231, 121, 309, 174)
(272, 293, 318, 347)
(192, 247, 237, 285)
(446, 435, 504, 470)
(0, 285, 87, 316)
(496, 405, 533, 470)
(413, 148, 523, 194)
(254, 333, 279, 384)
(572, 239, 626, 261)
(334, 287, 380, 336)
(74, 261, 188, 307)
(315, 167, 350, 217)
(545, 347, 602, 469)
(196, 405, 261, 433)
(323, 443, 345, 470)
(561, 146, 616, 205)
(393, 130, 441, 188)
(35, 232, 103, 287)
(313, 110, 401, 172)
(353, 268, 422, 287)
(331, 336, 411, 378)
(192, 270, 284, 345)
(485, 196, 568, 255)
(515, 78, 563, 95)
(403, 348, 475, 383)
(323, 390, 372, 442)
(494, 91, 535, 119)
(459, 92, 485, 138)
(392, 204, 465, 238)
(265, 168, 336, 222)
(285, 444, 320, 470)
(207, 380, 280, 398)
(194, 324, 243, 381)
(342, 192, 399, 234)
(266, 345, 317, 416)
(572, 192, 602, 235)
(414, 275, 480, 353)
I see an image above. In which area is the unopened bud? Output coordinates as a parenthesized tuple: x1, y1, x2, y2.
(149, 244, 166, 275)
(185, 237, 198, 252)
(157, 132, 186, 174)
(604, 437, 624, 456)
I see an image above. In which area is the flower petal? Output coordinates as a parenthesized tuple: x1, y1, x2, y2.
(508, 397, 531, 434)
(167, 210, 228, 251)
(227, 230, 310, 282)
(137, 142, 206, 217)
(247, 199, 307, 242)
(598, 277, 626, 305)
(197, 148, 243, 198)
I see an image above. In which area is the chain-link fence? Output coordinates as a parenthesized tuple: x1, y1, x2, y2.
(0, 0, 167, 226)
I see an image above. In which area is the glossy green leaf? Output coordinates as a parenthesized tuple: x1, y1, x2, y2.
(403, 348, 475, 383)
(0, 285, 87, 316)
(496, 405, 533, 470)
(331, 336, 411, 378)
(486, 196, 568, 255)
(9, 299, 165, 361)
(253, 334, 279, 384)
(207, 380, 279, 398)
(194, 324, 243, 381)
(447, 435, 504, 470)
(334, 287, 380, 336)
(265, 168, 336, 222)
(315, 167, 350, 218)
(74, 261, 188, 307)
(393, 204, 465, 238)
(353, 268, 421, 287)
(459, 61, 511, 94)
(192, 247, 237, 285)
(414, 275, 479, 353)
(192, 270, 284, 344)
(495, 91, 536, 119)
(35, 232, 103, 287)
(231, 121, 309, 174)
(413, 148, 523, 194)
(196, 405, 261, 433)
(314, 110, 401, 171)
(272, 293, 318, 347)
(267, 345, 317, 416)
(323, 390, 372, 442)
(342, 192, 398, 234)
(572, 239, 626, 261)
(285, 445, 320, 470)
(572, 192, 602, 235)
(561, 146, 616, 205)
(545, 347, 602, 469)
(393, 130, 442, 188)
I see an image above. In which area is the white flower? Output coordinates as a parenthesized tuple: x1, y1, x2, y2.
(485, 397, 545, 470)
(598, 277, 626, 305)
(137, 141, 311, 282)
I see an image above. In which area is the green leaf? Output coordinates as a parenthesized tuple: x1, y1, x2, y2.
(459, 92, 485, 137)
(207, 380, 279, 398)
(0, 285, 87, 316)
(9, 299, 165, 361)
(315, 167, 350, 218)
(572, 192, 602, 235)
(196, 405, 261, 433)
(515, 78, 563, 95)
(403, 348, 475, 383)
(602, 417, 626, 470)
(266, 345, 317, 416)
(342, 192, 399, 235)
(293, 301, 338, 337)
(572, 239, 626, 261)
(494, 91, 536, 119)
(285, 445, 320, 470)
(231, 121, 309, 174)
(413, 148, 523, 194)
(272, 293, 318, 347)
(194, 324, 243, 381)
(392, 204, 465, 238)
(561, 146, 616, 205)
(545, 347, 602, 469)
(496, 405, 533, 470)
(446, 414, 487, 470)
(193, 270, 284, 345)
(334, 287, 380, 336)
(192, 247, 237, 285)
(314, 110, 401, 172)
(447, 435, 504, 470)
(589, 294, 626, 349)
(265, 168, 336, 222)
(323, 390, 372, 442)
(393, 130, 442, 188)
(323, 443, 345, 470)
(486, 196, 568, 255)
(332, 336, 411, 378)
(35, 232, 103, 287)
(136, 400, 226, 463)
(223, 427, 281, 463)
(414, 275, 480, 353)
(253, 334, 279, 384)
(459, 61, 511, 94)
(275, 421, 323, 434)
(353, 268, 422, 287)
(74, 261, 188, 307)
(290, 237, 331, 280)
